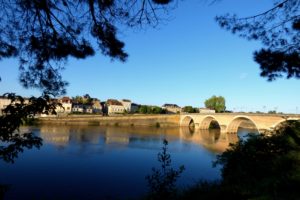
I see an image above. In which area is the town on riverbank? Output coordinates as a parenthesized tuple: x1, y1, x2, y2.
(0, 94, 216, 116)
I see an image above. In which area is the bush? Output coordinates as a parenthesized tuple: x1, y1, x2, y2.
(177, 120, 300, 200)
(145, 139, 185, 199)
(213, 120, 300, 199)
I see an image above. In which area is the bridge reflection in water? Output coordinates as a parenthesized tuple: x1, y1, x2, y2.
(37, 123, 258, 154)
(179, 126, 258, 153)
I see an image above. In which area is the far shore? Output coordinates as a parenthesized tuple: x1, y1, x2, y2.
(36, 114, 259, 130)
(37, 114, 181, 127)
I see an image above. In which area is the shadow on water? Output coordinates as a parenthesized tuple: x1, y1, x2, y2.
(0, 184, 10, 200)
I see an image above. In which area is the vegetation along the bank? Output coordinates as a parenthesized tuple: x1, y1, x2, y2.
(145, 120, 300, 200)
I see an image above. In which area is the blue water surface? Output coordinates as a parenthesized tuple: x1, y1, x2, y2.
(1, 125, 254, 199)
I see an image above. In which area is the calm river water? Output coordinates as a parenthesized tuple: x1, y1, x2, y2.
(1, 125, 257, 199)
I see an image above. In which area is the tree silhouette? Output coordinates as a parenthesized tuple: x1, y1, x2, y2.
(0, 0, 176, 95)
(0, 93, 58, 163)
(212, 120, 300, 199)
(216, 0, 300, 81)
(0, 1, 175, 163)
(146, 139, 185, 199)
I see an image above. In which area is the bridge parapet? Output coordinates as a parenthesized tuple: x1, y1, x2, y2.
(180, 113, 300, 134)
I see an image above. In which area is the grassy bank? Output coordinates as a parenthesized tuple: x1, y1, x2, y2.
(37, 114, 181, 127)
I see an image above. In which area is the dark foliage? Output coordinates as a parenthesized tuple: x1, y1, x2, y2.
(173, 120, 300, 199)
(146, 139, 185, 199)
(0, 93, 58, 163)
(0, 0, 175, 95)
(216, 0, 300, 81)
(212, 120, 300, 199)
(255, 49, 300, 81)
(0, 184, 10, 200)
(182, 106, 198, 113)
(138, 105, 167, 114)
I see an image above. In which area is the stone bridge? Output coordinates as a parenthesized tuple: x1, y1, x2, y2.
(180, 113, 300, 133)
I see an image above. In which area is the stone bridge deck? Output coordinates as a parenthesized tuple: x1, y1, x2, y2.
(180, 113, 300, 133)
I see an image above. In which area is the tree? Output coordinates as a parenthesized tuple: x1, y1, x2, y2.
(138, 105, 153, 114)
(0, 0, 175, 96)
(175, 120, 300, 199)
(0, 1, 175, 163)
(152, 106, 166, 114)
(73, 94, 92, 104)
(204, 95, 226, 113)
(216, 0, 300, 81)
(182, 106, 198, 113)
(213, 120, 300, 199)
(146, 139, 185, 199)
(0, 93, 57, 163)
(138, 105, 166, 114)
(268, 110, 277, 114)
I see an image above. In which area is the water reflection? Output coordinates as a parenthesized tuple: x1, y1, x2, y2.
(39, 125, 257, 154)
(39, 126, 181, 152)
(2, 125, 259, 200)
(180, 126, 259, 153)
(180, 128, 231, 153)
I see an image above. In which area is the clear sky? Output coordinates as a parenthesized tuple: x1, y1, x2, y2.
(0, 0, 299, 114)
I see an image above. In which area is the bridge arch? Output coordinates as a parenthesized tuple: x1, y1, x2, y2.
(226, 116, 259, 133)
(181, 116, 195, 127)
(271, 118, 300, 130)
(199, 115, 220, 129)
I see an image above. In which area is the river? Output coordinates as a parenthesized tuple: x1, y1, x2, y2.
(0, 125, 258, 199)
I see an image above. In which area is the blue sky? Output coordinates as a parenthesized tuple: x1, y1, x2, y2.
(0, 0, 299, 113)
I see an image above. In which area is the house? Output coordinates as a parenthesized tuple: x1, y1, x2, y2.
(120, 99, 140, 113)
(0, 96, 11, 115)
(56, 97, 72, 114)
(199, 108, 215, 114)
(91, 98, 102, 114)
(0, 96, 30, 115)
(85, 104, 93, 114)
(120, 99, 132, 113)
(107, 99, 125, 115)
(162, 104, 181, 114)
(72, 103, 84, 113)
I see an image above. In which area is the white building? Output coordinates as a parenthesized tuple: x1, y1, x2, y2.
(72, 104, 84, 113)
(107, 99, 125, 115)
(120, 99, 132, 113)
(56, 97, 72, 114)
(162, 104, 181, 114)
(0, 96, 11, 115)
(199, 108, 215, 114)
(0, 96, 30, 115)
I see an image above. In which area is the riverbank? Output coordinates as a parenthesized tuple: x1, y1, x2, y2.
(37, 114, 180, 127)
(37, 114, 259, 130)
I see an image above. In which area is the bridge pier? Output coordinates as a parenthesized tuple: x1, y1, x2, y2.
(194, 123, 200, 130)
(220, 125, 227, 133)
